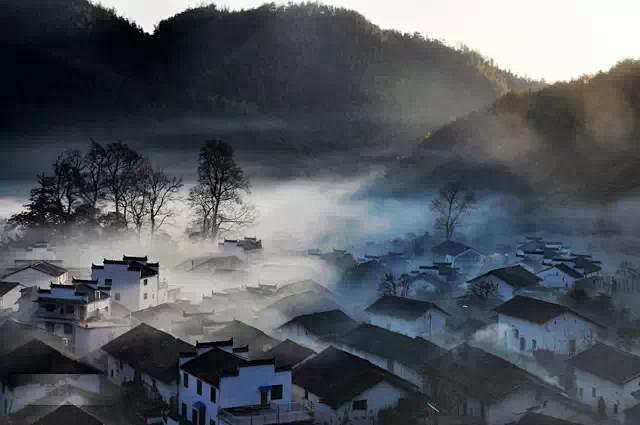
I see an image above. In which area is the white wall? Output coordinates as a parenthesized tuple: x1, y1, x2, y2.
(498, 312, 598, 355)
(367, 309, 446, 339)
(74, 324, 130, 357)
(537, 268, 580, 289)
(3, 268, 66, 289)
(0, 286, 22, 312)
(92, 263, 161, 312)
(574, 368, 640, 422)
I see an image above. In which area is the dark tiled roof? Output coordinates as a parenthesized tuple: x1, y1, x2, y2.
(34, 404, 103, 425)
(568, 343, 640, 384)
(0, 281, 20, 297)
(181, 347, 274, 386)
(31, 261, 68, 276)
(516, 413, 583, 425)
(280, 310, 359, 339)
(264, 339, 315, 368)
(207, 320, 280, 356)
(293, 346, 416, 409)
(494, 296, 601, 326)
(336, 323, 445, 368)
(365, 296, 449, 320)
(101, 323, 194, 382)
(123, 255, 148, 262)
(552, 263, 584, 279)
(469, 265, 541, 288)
(427, 344, 536, 404)
(0, 340, 100, 379)
(432, 240, 472, 257)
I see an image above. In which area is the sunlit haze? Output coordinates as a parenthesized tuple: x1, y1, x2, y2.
(96, 0, 640, 82)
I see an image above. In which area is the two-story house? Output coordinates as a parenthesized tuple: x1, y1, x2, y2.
(293, 346, 416, 425)
(91, 255, 165, 312)
(537, 264, 584, 290)
(364, 296, 448, 338)
(495, 296, 602, 356)
(567, 343, 640, 422)
(31, 280, 129, 356)
(101, 323, 195, 404)
(467, 265, 543, 301)
(176, 339, 310, 425)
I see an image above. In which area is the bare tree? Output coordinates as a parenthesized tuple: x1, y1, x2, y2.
(191, 140, 253, 239)
(431, 180, 476, 240)
(103, 143, 142, 215)
(468, 279, 499, 300)
(146, 169, 183, 235)
(378, 272, 399, 296)
(123, 164, 150, 237)
(78, 141, 108, 208)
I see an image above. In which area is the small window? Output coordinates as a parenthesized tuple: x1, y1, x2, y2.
(614, 403, 619, 414)
(143, 293, 148, 300)
(531, 339, 537, 350)
(210, 420, 216, 425)
(105, 279, 112, 285)
(197, 379, 202, 395)
(115, 293, 120, 301)
(45, 304, 56, 312)
(352, 400, 367, 411)
(144, 279, 148, 286)
(592, 387, 597, 398)
(183, 373, 189, 388)
(271, 384, 283, 400)
(304, 390, 309, 400)
(110, 369, 114, 377)
(152, 378, 157, 388)
(513, 329, 519, 338)
(181, 403, 187, 418)
(210, 387, 217, 403)
(579, 388, 583, 399)
(63, 324, 73, 335)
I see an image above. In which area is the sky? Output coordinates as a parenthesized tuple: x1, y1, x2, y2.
(96, 0, 640, 82)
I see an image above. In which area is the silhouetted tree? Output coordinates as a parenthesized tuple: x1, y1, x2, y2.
(189, 140, 253, 239)
(146, 168, 183, 235)
(103, 143, 142, 215)
(468, 279, 499, 300)
(78, 141, 108, 208)
(431, 180, 476, 240)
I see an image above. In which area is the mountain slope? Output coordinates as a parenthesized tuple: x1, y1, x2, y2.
(0, 1, 541, 135)
(409, 60, 640, 201)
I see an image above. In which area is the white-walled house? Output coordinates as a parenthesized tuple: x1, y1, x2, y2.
(567, 343, 640, 422)
(30, 280, 129, 357)
(427, 344, 562, 425)
(0, 262, 68, 289)
(431, 240, 484, 275)
(537, 264, 584, 290)
(101, 323, 195, 405)
(364, 296, 448, 338)
(335, 323, 446, 392)
(177, 340, 311, 425)
(467, 265, 542, 301)
(293, 346, 416, 425)
(0, 339, 102, 417)
(0, 281, 24, 313)
(495, 296, 602, 356)
(277, 309, 358, 350)
(91, 255, 166, 312)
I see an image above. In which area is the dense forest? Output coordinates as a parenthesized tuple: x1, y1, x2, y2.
(0, 0, 541, 136)
(397, 60, 640, 202)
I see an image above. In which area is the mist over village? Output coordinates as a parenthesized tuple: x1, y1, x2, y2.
(2, 1, 640, 425)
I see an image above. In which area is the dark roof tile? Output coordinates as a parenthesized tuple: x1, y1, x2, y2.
(365, 296, 448, 320)
(568, 343, 640, 384)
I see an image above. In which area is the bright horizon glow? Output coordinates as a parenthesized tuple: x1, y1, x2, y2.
(95, 0, 640, 82)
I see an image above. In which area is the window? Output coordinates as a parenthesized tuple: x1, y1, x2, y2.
(144, 279, 148, 286)
(65, 305, 74, 314)
(352, 400, 367, 411)
(63, 324, 73, 335)
(592, 387, 597, 398)
(115, 293, 120, 301)
(110, 369, 114, 377)
(513, 328, 519, 338)
(45, 304, 56, 312)
(105, 279, 112, 285)
(531, 339, 537, 350)
(210, 420, 216, 425)
(210, 387, 217, 403)
(271, 384, 283, 400)
(614, 403, 619, 414)
(197, 379, 202, 395)
(181, 403, 187, 418)
(304, 390, 309, 400)
(183, 373, 189, 388)
(143, 293, 148, 300)
(45, 322, 55, 333)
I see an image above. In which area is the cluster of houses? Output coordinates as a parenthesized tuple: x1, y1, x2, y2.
(0, 232, 638, 425)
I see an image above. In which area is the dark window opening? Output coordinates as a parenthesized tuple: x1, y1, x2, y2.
(271, 384, 283, 400)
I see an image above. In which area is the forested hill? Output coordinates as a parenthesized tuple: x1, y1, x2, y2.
(0, 0, 541, 133)
(411, 60, 640, 201)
